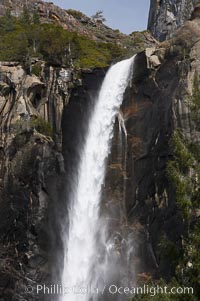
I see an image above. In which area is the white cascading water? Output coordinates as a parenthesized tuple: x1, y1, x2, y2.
(61, 55, 135, 301)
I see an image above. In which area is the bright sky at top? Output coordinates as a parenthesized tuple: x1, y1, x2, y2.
(50, 0, 150, 34)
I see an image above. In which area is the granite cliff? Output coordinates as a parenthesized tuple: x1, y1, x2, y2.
(148, 0, 200, 41)
(0, 1, 200, 300)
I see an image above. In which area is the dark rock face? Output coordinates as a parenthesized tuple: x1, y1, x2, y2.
(61, 67, 106, 235)
(148, 0, 200, 41)
(0, 61, 70, 300)
(60, 13, 200, 281)
(106, 15, 200, 279)
(62, 68, 106, 172)
(0, 61, 107, 300)
(1, 4, 200, 300)
(0, 132, 60, 301)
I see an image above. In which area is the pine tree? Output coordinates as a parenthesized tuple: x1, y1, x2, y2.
(21, 5, 31, 24)
(32, 11, 40, 25)
(91, 10, 106, 23)
(1, 9, 16, 32)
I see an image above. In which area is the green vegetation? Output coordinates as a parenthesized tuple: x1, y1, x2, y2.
(166, 77, 200, 222)
(158, 231, 182, 269)
(0, 10, 128, 68)
(31, 62, 42, 77)
(31, 116, 53, 137)
(166, 78, 200, 299)
(167, 131, 193, 220)
(66, 9, 85, 20)
(13, 116, 53, 137)
(133, 76, 200, 301)
(123, 31, 148, 54)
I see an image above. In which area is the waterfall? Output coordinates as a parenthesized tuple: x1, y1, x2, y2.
(61, 56, 135, 301)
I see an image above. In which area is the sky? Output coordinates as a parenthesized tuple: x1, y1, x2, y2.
(51, 0, 150, 34)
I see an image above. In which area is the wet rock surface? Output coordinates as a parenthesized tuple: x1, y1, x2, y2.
(105, 14, 200, 279)
(1, 1, 200, 300)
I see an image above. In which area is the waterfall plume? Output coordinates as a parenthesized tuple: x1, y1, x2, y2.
(61, 56, 135, 301)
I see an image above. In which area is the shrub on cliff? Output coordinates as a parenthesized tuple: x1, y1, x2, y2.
(66, 9, 85, 20)
(133, 75, 200, 301)
(0, 15, 127, 68)
(160, 77, 200, 300)
(31, 116, 53, 137)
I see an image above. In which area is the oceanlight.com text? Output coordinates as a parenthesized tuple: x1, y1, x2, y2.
(24, 284, 194, 297)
